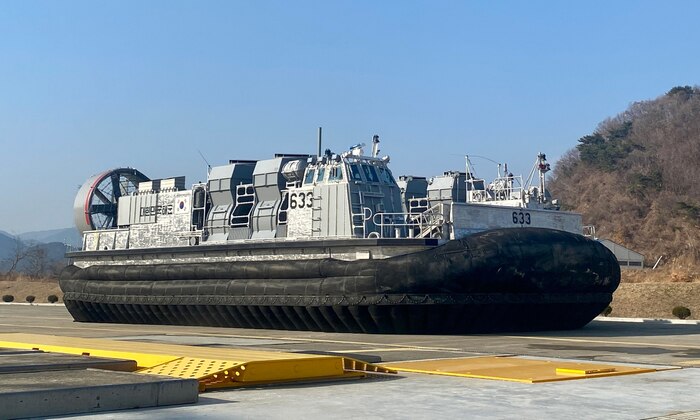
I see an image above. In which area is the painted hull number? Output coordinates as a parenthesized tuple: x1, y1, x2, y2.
(512, 211, 531, 225)
(290, 192, 314, 209)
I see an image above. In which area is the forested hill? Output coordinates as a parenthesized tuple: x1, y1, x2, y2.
(549, 86, 700, 270)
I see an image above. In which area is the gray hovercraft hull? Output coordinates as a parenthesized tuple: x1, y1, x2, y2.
(59, 228, 620, 334)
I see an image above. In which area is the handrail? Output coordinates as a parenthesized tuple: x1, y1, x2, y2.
(467, 175, 524, 203)
(351, 206, 373, 238)
(371, 203, 445, 238)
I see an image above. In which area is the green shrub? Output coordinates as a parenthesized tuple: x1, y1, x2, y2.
(672, 306, 691, 320)
(2, 295, 13, 303)
(601, 306, 613, 317)
(25, 295, 36, 304)
(47, 295, 59, 303)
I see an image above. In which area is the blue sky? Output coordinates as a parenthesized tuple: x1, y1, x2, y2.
(1, 1, 698, 233)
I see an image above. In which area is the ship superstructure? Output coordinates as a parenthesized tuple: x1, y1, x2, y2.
(76, 140, 578, 252)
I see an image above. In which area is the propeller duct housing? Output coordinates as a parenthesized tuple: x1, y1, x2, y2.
(73, 168, 149, 234)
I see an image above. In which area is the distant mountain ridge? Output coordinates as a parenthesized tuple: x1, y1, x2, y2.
(0, 232, 16, 257)
(18, 228, 82, 248)
(550, 86, 700, 270)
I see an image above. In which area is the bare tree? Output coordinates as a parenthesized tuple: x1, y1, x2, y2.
(26, 247, 48, 278)
(2, 237, 30, 277)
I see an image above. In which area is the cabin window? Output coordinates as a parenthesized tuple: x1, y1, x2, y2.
(378, 166, 394, 184)
(316, 167, 326, 183)
(278, 193, 289, 224)
(349, 164, 363, 181)
(304, 169, 316, 185)
(362, 165, 379, 183)
(329, 165, 343, 181)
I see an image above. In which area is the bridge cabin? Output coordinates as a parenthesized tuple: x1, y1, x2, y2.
(285, 145, 403, 239)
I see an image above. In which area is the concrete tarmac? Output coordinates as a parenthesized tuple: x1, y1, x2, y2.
(1, 304, 700, 419)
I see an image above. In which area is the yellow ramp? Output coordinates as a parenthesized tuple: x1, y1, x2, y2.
(385, 356, 666, 383)
(0, 333, 395, 391)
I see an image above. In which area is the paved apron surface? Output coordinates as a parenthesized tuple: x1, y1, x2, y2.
(1, 304, 699, 419)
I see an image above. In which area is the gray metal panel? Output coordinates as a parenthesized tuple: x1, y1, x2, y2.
(316, 183, 351, 237)
(229, 226, 250, 240)
(208, 164, 235, 206)
(207, 205, 232, 238)
(398, 176, 428, 199)
(208, 164, 235, 181)
(208, 163, 255, 207)
(160, 176, 185, 190)
(428, 172, 466, 203)
(251, 200, 279, 239)
(205, 162, 255, 241)
(316, 184, 330, 237)
(250, 156, 309, 238)
(130, 194, 140, 224)
(117, 195, 133, 226)
(340, 184, 352, 236)
(252, 157, 286, 202)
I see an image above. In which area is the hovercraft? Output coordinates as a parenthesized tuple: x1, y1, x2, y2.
(60, 136, 619, 333)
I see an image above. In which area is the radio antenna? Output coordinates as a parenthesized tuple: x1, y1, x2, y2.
(198, 150, 212, 175)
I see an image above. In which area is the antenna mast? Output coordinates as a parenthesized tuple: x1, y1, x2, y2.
(197, 150, 212, 175)
(537, 152, 550, 203)
(371, 134, 380, 158)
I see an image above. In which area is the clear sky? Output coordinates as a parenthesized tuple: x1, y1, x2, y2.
(1, 0, 698, 233)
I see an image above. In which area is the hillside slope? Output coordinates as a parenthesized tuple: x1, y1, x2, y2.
(550, 86, 700, 272)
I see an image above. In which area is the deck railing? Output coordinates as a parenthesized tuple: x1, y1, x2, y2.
(370, 203, 446, 239)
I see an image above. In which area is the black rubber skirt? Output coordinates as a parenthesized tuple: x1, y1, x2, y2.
(60, 228, 620, 334)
